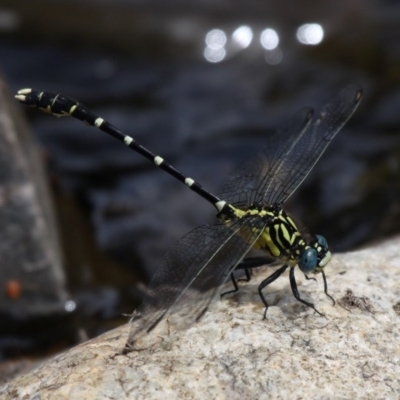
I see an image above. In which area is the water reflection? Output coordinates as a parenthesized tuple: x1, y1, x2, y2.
(264, 48, 283, 65)
(204, 28, 227, 62)
(64, 299, 77, 313)
(204, 46, 226, 63)
(232, 26, 253, 49)
(260, 28, 279, 50)
(205, 29, 227, 49)
(204, 25, 284, 63)
(296, 23, 324, 45)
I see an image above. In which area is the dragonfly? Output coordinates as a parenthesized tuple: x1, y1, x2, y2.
(15, 84, 362, 350)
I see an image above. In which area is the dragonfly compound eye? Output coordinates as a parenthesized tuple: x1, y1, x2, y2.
(315, 234, 328, 248)
(299, 248, 318, 273)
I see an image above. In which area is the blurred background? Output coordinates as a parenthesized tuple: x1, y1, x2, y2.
(0, 0, 400, 377)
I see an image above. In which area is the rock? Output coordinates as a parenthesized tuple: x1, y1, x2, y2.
(1, 236, 400, 398)
(0, 77, 71, 357)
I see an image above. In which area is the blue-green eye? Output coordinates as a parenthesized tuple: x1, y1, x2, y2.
(299, 248, 318, 272)
(316, 234, 328, 248)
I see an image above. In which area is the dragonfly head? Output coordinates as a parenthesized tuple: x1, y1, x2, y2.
(298, 234, 331, 274)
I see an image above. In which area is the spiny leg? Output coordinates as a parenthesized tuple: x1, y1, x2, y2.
(221, 257, 271, 297)
(258, 264, 289, 319)
(322, 270, 335, 305)
(304, 274, 317, 283)
(289, 267, 323, 316)
(223, 273, 239, 296)
(241, 267, 252, 282)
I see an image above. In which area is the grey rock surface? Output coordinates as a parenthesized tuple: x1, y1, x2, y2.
(1, 236, 400, 399)
(0, 78, 68, 320)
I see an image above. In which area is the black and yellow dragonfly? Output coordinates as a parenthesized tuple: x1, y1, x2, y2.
(16, 84, 362, 348)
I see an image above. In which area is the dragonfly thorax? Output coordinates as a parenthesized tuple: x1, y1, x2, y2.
(219, 202, 331, 274)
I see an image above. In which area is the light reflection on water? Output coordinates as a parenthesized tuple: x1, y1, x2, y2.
(204, 46, 226, 63)
(205, 29, 227, 49)
(260, 28, 279, 50)
(265, 47, 283, 65)
(232, 26, 253, 49)
(296, 23, 324, 45)
(201, 22, 323, 63)
(204, 28, 227, 63)
(64, 300, 77, 313)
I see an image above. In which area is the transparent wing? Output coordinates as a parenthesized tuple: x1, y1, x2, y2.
(217, 107, 314, 208)
(127, 216, 265, 345)
(218, 84, 363, 207)
(262, 83, 363, 205)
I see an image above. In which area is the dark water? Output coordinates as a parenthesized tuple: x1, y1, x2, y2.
(0, 0, 399, 363)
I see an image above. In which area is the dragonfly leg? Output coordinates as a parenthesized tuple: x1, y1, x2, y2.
(304, 273, 317, 282)
(322, 270, 335, 305)
(220, 273, 240, 297)
(240, 267, 251, 283)
(289, 267, 323, 316)
(221, 257, 271, 297)
(258, 264, 289, 319)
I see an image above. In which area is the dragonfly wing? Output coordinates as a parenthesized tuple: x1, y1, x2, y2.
(217, 107, 314, 208)
(217, 84, 362, 208)
(262, 83, 363, 205)
(127, 216, 265, 345)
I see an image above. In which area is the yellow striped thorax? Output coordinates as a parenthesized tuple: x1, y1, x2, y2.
(218, 202, 331, 274)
